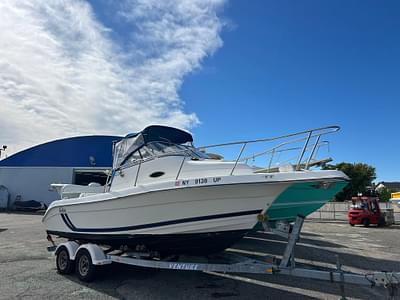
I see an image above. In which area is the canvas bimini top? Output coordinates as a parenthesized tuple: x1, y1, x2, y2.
(140, 125, 193, 144)
(113, 125, 195, 169)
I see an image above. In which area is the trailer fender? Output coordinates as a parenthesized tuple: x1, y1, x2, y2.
(55, 241, 79, 260)
(75, 244, 112, 266)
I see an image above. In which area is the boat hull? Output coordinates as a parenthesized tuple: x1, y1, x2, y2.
(254, 180, 347, 229)
(43, 180, 288, 255)
(46, 229, 249, 255)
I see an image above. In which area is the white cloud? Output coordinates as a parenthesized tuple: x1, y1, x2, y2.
(0, 0, 226, 155)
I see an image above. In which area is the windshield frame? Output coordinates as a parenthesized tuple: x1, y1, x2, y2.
(113, 138, 208, 170)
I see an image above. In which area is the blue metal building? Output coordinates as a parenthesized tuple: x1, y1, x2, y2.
(0, 135, 120, 208)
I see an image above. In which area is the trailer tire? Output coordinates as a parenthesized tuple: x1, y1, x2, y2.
(362, 218, 370, 227)
(349, 223, 355, 227)
(56, 246, 74, 275)
(75, 249, 96, 282)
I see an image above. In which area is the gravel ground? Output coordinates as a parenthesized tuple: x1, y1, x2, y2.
(0, 212, 399, 300)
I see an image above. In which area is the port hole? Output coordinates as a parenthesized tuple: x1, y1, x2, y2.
(149, 171, 165, 178)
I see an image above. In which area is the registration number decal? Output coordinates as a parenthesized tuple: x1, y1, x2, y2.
(195, 178, 207, 184)
(175, 177, 222, 187)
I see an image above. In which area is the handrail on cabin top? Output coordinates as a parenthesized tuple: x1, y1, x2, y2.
(110, 126, 341, 187)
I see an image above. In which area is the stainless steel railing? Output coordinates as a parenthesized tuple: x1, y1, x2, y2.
(199, 125, 340, 175)
(108, 125, 340, 188)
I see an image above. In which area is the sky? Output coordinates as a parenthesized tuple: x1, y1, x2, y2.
(0, 0, 399, 181)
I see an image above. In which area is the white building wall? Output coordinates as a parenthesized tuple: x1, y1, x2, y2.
(0, 167, 74, 207)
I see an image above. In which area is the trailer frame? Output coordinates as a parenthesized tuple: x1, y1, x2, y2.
(48, 216, 400, 299)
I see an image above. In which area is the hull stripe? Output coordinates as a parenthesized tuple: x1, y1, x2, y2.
(61, 213, 76, 230)
(60, 209, 262, 233)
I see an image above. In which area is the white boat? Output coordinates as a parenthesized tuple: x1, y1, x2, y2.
(43, 125, 347, 255)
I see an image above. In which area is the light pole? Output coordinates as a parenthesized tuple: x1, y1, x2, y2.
(0, 145, 7, 158)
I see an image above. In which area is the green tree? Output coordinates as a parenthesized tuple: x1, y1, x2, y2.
(323, 162, 376, 201)
(377, 187, 392, 202)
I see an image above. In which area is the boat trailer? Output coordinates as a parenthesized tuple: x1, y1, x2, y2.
(48, 216, 400, 299)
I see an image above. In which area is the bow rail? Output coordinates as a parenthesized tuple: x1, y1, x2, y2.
(199, 125, 340, 175)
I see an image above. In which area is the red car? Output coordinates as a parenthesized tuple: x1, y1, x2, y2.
(348, 196, 385, 227)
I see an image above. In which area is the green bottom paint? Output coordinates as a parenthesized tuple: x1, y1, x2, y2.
(254, 180, 347, 229)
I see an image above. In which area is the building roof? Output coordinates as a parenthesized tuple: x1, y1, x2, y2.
(376, 182, 400, 192)
(0, 136, 121, 168)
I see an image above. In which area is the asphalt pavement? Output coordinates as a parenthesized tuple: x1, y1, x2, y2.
(1, 212, 399, 299)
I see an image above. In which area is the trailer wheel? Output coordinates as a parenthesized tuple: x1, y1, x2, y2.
(56, 246, 74, 275)
(75, 249, 96, 282)
(349, 223, 355, 227)
(362, 218, 370, 227)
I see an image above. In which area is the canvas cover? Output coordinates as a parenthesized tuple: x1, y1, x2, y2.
(113, 126, 193, 169)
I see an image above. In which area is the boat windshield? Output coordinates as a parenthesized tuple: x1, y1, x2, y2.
(141, 142, 208, 160)
(113, 134, 144, 169)
(113, 136, 208, 169)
